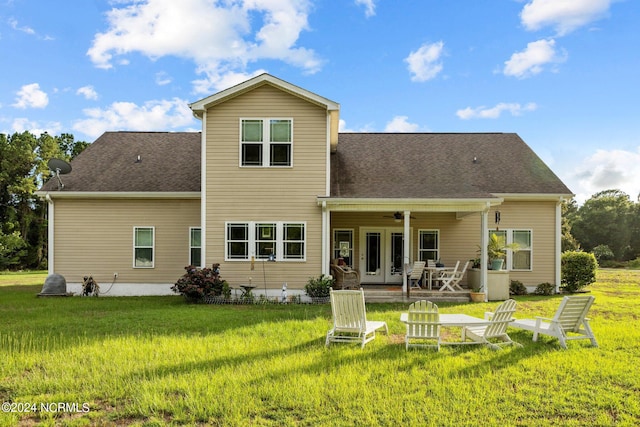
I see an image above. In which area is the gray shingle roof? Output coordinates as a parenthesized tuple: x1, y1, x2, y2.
(41, 131, 571, 198)
(40, 132, 201, 193)
(330, 133, 572, 198)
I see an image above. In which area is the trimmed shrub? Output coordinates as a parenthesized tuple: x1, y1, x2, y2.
(304, 274, 335, 298)
(509, 279, 528, 296)
(171, 264, 230, 301)
(561, 251, 597, 293)
(534, 282, 555, 296)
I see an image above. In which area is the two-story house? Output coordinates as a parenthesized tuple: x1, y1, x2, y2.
(39, 73, 572, 296)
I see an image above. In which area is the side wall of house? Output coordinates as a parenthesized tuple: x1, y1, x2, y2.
(52, 198, 200, 292)
(330, 200, 559, 286)
(204, 84, 327, 289)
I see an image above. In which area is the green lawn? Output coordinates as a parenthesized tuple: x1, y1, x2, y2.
(0, 270, 639, 426)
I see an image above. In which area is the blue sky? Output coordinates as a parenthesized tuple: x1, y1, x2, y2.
(1, 0, 638, 203)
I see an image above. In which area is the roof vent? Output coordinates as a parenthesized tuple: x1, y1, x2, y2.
(135, 155, 142, 163)
(473, 156, 478, 163)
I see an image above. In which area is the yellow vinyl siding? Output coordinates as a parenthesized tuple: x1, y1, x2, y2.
(204, 84, 327, 288)
(53, 199, 200, 285)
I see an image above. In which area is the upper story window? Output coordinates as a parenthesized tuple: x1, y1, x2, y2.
(241, 119, 292, 167)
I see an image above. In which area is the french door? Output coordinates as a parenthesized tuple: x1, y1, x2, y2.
(359, 228, 410, 284)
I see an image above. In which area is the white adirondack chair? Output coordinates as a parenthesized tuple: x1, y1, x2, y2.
(511, 295, 598, 349)
(407, 261, 426, 290)
(405, 300, 440, 351)
(438, 261, 469, 292)
(326, 288, 388, 348)
(462, 299, 521, 350)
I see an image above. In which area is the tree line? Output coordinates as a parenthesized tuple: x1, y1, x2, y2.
(1, 131, 639, 270)
(0, 132, 88, 269)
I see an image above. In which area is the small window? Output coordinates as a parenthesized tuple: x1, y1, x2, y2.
(134, 227, 154, 268)
(190, 227, 202, 267)
(333, 229, 354, 267)
(419, 230, 439, 261)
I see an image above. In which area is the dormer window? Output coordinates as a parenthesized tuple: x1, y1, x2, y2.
(240, 118, 292, 167)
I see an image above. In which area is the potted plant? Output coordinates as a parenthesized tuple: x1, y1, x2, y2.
(469, 284, 485, 302)
(304, 274, 335, 303)
(487, 233, 520, 270)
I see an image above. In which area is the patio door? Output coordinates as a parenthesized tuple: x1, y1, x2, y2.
(359, 228, 409, 284)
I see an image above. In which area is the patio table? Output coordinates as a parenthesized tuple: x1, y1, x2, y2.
(400, 313, 491, 346)
(421, 266, 446, 290)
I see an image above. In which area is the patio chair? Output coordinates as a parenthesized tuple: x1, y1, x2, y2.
(405, 300, 440, 351)
(330, 262, 360, 290)
(510, 296, 598, 349)
(438, 261, 469, 292)
(407, 261, 426, 290)
(326, 288, 388, 348)
(462, 299, 521, 350)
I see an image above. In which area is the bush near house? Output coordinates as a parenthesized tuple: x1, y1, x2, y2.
(534, 282, 556, 296)
(304, 274, 335, 299)
(509, 279, 528, 296)
(561, 251, 597, 293)
(171, 264, 230, 301)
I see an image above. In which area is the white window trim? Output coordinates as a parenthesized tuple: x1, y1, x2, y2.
(189, 227, 202, 268)
(133, 226, 155, 269)
(239, 118, 294, 168)
(332, 229, 354, 267)
(225, 221, 306, 262)
(489, 228, 533, 271)
(418, 229, 440, 261)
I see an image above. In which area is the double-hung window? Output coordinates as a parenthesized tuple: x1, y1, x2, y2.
(189, 227, 202, 267)
(226, 221, 306, 261)
(333, 229, 354, 267)
(418, 230, 439, 261)
(241, 119, 292, 167)
(488, 229, 532, 271)
(133, 226, 154, 268)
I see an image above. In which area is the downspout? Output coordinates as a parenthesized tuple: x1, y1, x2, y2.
(481, 207, 488, 302)
(45, 193, 54, 275)
(555, 198, 563, 293)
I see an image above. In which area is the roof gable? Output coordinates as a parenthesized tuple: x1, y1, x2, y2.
(189, 73, 339, 118)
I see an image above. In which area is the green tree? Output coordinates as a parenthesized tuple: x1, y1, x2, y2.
(572, 189, 633, 260)
(561, 199, 580, 252)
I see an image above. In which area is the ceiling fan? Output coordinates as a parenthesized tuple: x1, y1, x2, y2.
(383, 211, 416, 221)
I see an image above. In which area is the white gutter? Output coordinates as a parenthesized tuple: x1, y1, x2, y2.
(555, 199, 563, 293)
(200, 109, 207, 267)
(35, 191, 201, 199)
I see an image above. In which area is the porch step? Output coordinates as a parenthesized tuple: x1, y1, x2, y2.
(363, 289, 471, 303)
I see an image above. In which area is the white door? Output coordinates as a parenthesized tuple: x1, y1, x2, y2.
(359, 228, 409, 284)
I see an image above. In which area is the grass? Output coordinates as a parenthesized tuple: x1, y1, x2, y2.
(0, 270, 639, 426)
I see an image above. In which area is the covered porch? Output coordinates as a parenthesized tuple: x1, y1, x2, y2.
(317, 198, 504, 302)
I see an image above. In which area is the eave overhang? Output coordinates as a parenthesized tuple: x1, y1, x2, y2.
(317, 197, 503, 213)
(36, 191, 201, 200)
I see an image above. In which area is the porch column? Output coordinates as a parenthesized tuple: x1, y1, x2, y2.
(481, 209, 488, 302)
(403, 210, 410, 296)
(322, 201, 330, 276)
(555, 199, 562, 293)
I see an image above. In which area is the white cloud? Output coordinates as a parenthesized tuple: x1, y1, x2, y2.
(72, 97, 195, 138)
(503, 38, 566, 78)
(355, 0, 376, 17)
(10, 118, 62, 136)
(566, 147, 640, 204)
(9, 18, 35, 35)
(405, 41, 444, 82)
(521, 0, 612, 36)
(76, 85, 98, 100)
(456, 102, 537, 120)
(384, 116, 420, 132)
(155, 71, 172, 86)
(192, 69, 266, 94)
(13, 83, 49, 109)
(87, 0, 322, 93)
